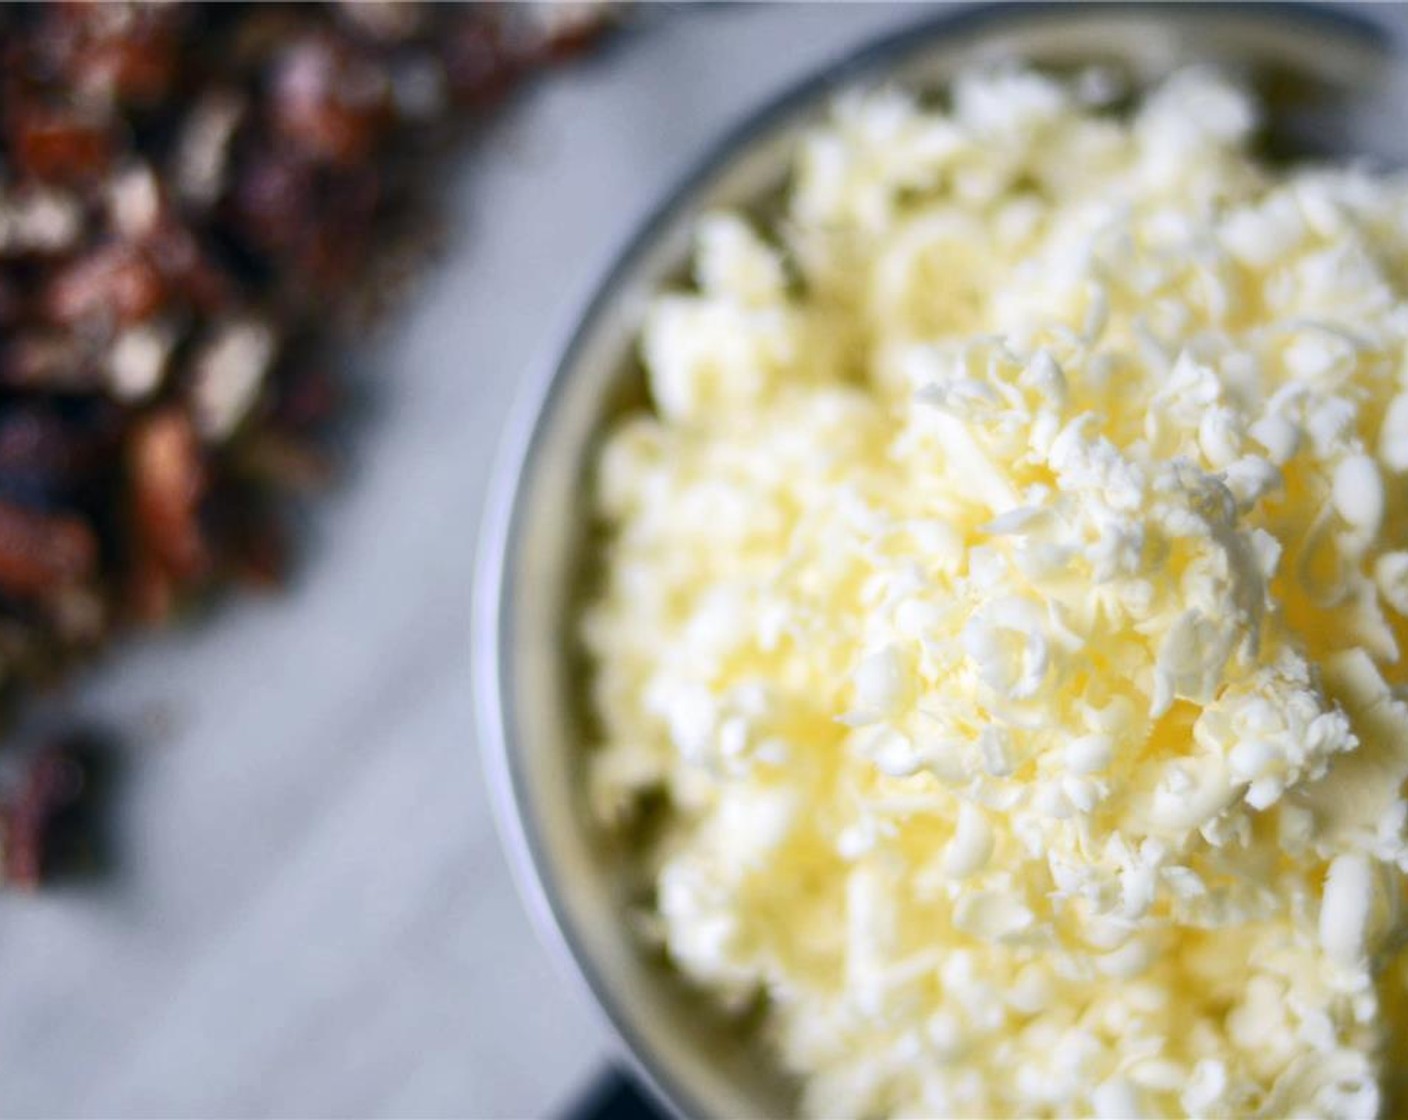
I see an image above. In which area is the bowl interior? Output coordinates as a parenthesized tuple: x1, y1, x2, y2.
(479, 6, 1403, 1117)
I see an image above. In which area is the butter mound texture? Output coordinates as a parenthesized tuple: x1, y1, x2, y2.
(583, 69, 1408, 1119)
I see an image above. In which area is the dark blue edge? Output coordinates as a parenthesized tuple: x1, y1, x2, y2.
(481, 4, 1390, 1119)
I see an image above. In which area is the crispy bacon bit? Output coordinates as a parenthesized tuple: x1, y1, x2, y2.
(0, 743, 88, 889)
(68, 11, 184, 106)
(128, 408, 207, 620)
(43, 243, 165, 326)
(0, 1, 611, 886)
(442, 20, 516, 108)
(8, 105, 115, 183)
(0, 502, 96, 599)
(270, 37, 392, 166)
(0, 330, 98, 390)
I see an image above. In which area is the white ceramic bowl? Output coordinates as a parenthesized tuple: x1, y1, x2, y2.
(475, 7, 1402, 1116)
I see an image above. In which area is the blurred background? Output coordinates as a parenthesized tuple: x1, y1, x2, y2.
(0, 5, 952, 1118)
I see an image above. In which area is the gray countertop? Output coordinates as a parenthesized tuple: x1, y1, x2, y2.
(3, 5, 1406, 1117)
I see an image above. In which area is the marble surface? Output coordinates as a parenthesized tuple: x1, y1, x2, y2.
(3, 5, 1407, 1117)
(0, 6, 930, 1118)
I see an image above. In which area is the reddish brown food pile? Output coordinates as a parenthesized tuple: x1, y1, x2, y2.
(0, 1, 605, 886)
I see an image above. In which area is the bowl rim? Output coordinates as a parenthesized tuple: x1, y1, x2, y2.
(472, 3, 1389, 1116)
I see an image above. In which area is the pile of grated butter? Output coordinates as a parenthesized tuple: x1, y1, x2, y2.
(582, 67, 1408, 1119)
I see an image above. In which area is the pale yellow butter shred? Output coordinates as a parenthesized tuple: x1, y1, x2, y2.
(584, 68, 1408, 1119)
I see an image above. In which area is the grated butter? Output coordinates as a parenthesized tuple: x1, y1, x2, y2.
(584, 68, 1408, 1118)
